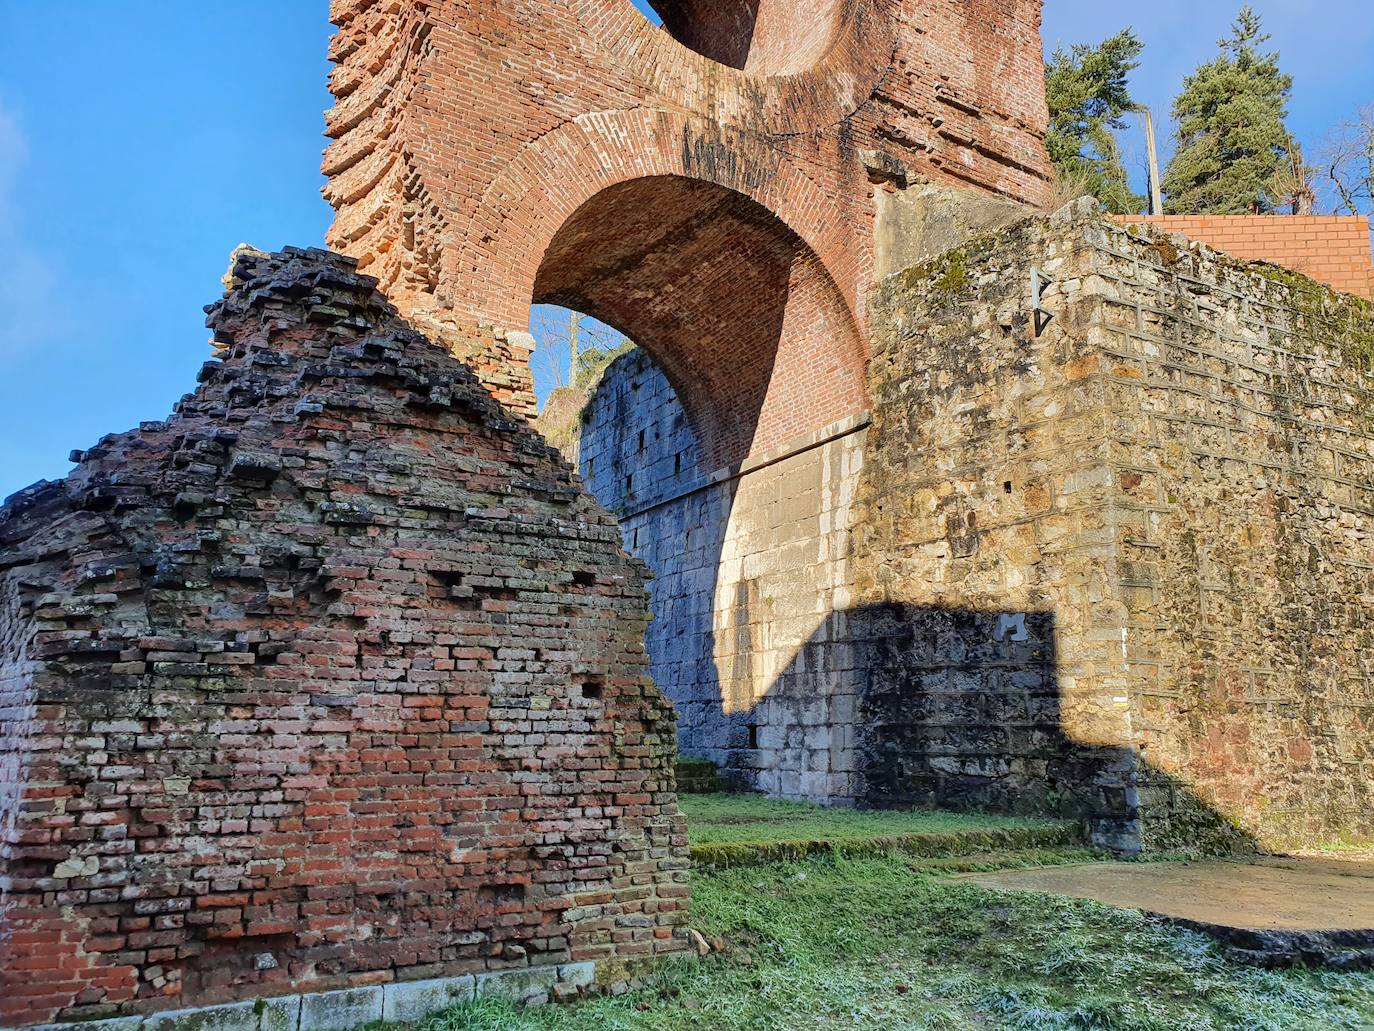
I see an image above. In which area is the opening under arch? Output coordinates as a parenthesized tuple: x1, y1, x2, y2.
(532, 175, 865, 471)
(636, 0, 847, 76)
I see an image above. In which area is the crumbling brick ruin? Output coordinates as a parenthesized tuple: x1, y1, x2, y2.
(0, 250, 685, 1027)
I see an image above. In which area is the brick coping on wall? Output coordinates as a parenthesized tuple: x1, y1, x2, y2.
(2, 964, 597, 1031)
(1112, 214, 1374, 301)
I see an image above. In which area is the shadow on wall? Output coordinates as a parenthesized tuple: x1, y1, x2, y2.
(718, 604, 1261, 855)
(574, 354, 1258, 854)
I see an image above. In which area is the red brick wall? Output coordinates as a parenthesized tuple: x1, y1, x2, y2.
(0, 249, 687, 1027)
(324, 0, 1054, 465)
(1116, 215, 1374, 300)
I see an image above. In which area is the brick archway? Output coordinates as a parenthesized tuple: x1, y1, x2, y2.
(574, 0, 897, 129)
(452, 109, 871, 347)
(325, 0, 1054, 430)
(533, 174, 867, 467)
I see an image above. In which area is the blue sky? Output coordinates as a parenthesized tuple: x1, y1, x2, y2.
(1, 1, 1370, 499)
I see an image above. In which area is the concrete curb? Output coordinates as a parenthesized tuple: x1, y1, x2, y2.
(5, 963, 596, 1031)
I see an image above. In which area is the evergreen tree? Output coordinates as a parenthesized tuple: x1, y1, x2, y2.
(1044, 29, 1147, 214)
(1162, 6, 1295, 214)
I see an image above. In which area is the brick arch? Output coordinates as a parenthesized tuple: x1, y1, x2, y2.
(574, 0, 897, 131)
(641, 0, 847, 76)
(531, 174, 867, 469)
(451, 108, 870, 342)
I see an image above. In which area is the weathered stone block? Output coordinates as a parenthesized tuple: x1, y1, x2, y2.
(299, 989, 383, 1031)
(380, 977, 475, 1024)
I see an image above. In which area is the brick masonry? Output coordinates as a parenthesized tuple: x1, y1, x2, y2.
(580, 204, 1374, 853)
(0, 249, 687, 1028)
(323, 0, 1054, 467)
(1115, 215, 1374, 301)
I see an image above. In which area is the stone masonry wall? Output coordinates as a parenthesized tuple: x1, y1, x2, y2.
(580, 351, 866, 804)
(858, 206, 1374, 851)
(0, 249, 687, 1028)
(582, 206, 1374, 853)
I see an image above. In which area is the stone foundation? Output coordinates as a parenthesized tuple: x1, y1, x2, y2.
(0, 249, 687, 1028)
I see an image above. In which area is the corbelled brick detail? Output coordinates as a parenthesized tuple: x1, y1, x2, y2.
(323, 0, 1053, 466)
(1116, 215, 1374, 300)
(0, 249, 687, 1028)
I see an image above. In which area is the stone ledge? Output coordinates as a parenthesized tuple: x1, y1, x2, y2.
(4, 964, 596, 1031)
(616, 411, 871, 522)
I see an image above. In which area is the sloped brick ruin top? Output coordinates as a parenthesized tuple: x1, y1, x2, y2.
(0, 249, 687, 1027)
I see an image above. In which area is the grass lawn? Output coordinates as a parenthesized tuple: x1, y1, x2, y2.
(681, 792, 1065, 846)
(414, 853, 1374, 1030)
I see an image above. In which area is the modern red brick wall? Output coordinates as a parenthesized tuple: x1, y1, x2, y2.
(324, 0, 1054, 466)
(0, 249, 687, 1027)
(1116, 215, 1374, 300)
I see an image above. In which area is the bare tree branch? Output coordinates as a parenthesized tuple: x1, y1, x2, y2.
(1316, 104, 1374, 216)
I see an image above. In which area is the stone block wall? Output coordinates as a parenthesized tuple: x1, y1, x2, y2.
(581, 206, 1374, 853)
(1091, 219, 1374, 848)
(859, 208, 1374, 851)
(580, 350, 866, 803)
(0, 249, 687, 1028)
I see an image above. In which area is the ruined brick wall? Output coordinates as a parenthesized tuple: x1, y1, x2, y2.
(0, 249, 686, 1028)
(1116, 215, 1374, 301)
(858, 207, 1374, 851)
(580, 350, 866, 803)
(324, 0, 1053, 465)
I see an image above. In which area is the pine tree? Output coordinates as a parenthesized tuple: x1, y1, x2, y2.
(1161, 6, 1295, 214)
(1044, 29, 1147, 214)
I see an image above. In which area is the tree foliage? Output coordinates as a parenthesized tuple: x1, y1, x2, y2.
(1161, 6, 1294, 214)
(1044, 29, 1146, 214)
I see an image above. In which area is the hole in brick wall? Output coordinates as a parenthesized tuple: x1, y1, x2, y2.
(582, 680, 604, 701)
(572, 570, 596, 588)
(631, 0, 847, 77)
(1004, 481, 1014, 494)
(478, 882, 527, 907)
(530, 305, 632, 426)
(747, 723, 759, 749)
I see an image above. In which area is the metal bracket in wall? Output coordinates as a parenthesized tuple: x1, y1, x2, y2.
(1030, 267, 1054, 337)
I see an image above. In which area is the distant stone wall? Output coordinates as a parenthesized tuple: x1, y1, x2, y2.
(0, 249, 687, 1028)
(580, 350, 866, 803)
(1116, 215, 1374, 301)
